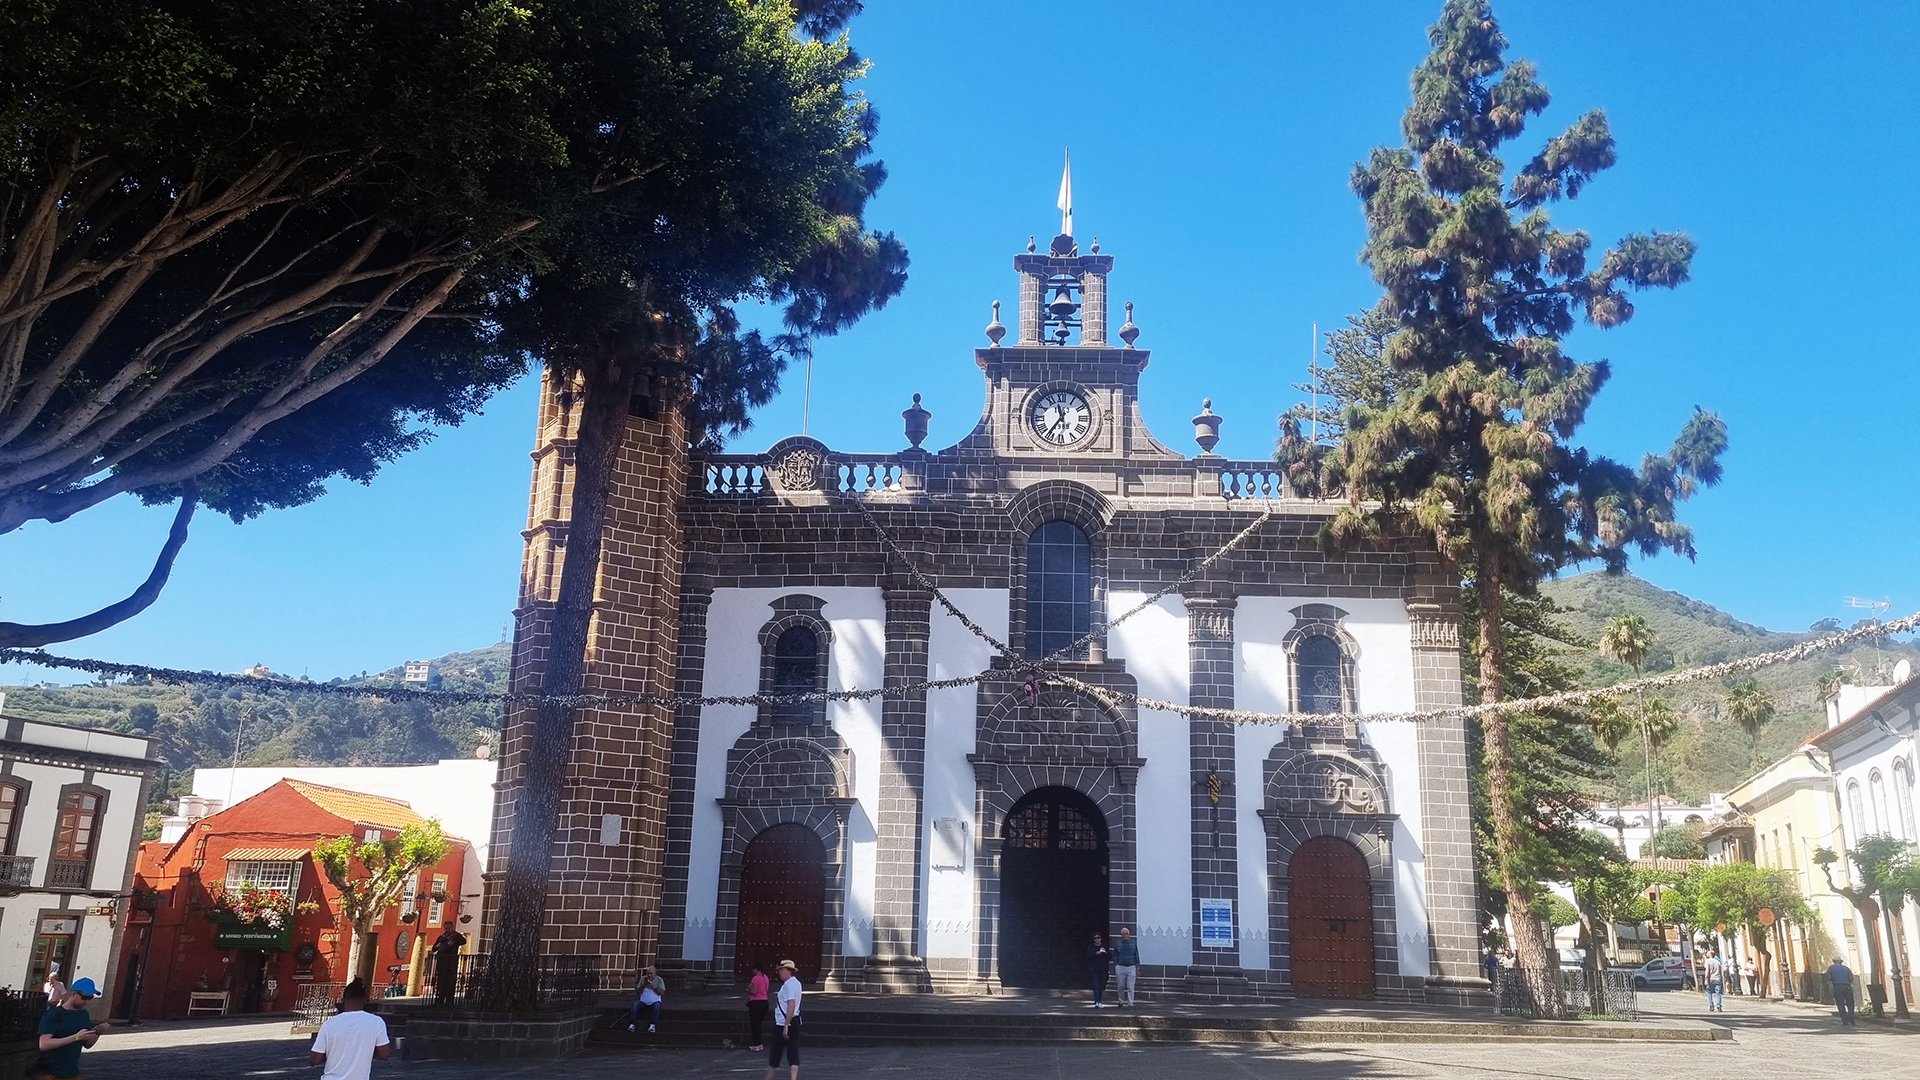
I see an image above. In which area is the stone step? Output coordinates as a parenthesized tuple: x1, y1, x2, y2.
(587, 1006, 1726, 1047)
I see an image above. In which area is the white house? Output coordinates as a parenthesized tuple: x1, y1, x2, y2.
(0, 708, 157, 1002)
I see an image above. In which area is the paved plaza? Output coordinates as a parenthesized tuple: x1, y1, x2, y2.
(76, 993, 1916, 1080)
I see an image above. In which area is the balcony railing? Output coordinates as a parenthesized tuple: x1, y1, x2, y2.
(0, 856, 34, 889)
(46, 858, 90, 890)
(1214, 460, 1296, 501)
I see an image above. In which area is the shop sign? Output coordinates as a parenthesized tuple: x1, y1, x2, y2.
(214, 917, 291, 951)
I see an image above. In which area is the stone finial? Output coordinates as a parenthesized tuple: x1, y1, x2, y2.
(985, 300, 1006, 347)
(1192, 398, 1222, 456)
(1027, 235, 1037, 254)
(1090, 236, 1100, 253)
(903, 393, 931, 450)
(1118, 301, 1140, 348)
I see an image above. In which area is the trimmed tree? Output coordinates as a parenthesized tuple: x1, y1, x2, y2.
(314, 820, 452, 986)
(478, 0, 906, 1007)
(1337, 0, 1727, 1015)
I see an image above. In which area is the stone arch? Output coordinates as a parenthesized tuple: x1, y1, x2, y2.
(756, 595, 834, 730)
(1283, 604, 1361, 714)
(979, 687, 1135, 765)
(1266, 748, 1392, 818)
(1005, 481, 1112, 660)
(712, 802, 853, 989)
(727, 738, 850, 804)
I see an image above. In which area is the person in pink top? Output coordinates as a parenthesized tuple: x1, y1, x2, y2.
(745, 962, 771, 1052)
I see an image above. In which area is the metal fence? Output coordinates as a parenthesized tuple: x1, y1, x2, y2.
(296, 983, 346, 1026)
(0, 987, 49, 1040)
(1496, 968, 1637, 1021)
(447, 953, 602, 1006)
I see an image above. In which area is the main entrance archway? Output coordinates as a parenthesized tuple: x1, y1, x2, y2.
(735, 823, 826, 981)
(998, 787, 1108, 988)
(1287, 835, 1374, 998)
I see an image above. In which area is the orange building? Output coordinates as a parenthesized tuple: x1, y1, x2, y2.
(113, 779, 470, 1019)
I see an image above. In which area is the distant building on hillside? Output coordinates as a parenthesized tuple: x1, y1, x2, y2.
(167, 759, 496, 940)
(0, 713, 158, 1011)
(402, 661, 436, 685)
(120, 779, 472, 1019)
(1577, 794, 1724, 858)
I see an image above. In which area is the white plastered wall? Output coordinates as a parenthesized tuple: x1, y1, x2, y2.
(922, 590, 1006, 959)
(681, 586, 886, 961)
(1106, 592, 1189, 965)
(1232, 597, 1428, 977)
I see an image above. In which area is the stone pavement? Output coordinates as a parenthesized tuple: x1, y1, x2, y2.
(78, 991, 1915, 1080)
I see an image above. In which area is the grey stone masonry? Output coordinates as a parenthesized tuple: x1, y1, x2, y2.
(1407, 599, 1488, 1004)
(1184, 586, 1246, 996)
(656, 584, 712, 989)
(868, 583, 934, 992)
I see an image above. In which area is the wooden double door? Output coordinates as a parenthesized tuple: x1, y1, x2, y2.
(735, 824, 826, 981)
(1288, 835, 1375, 998)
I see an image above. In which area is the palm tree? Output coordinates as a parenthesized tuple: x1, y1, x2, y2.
(1588, 697, 1635, 753)
(1724, 679, 1777, 767)
(1598, 613, 1655, 675)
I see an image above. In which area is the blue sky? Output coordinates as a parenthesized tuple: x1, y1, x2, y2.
(3, 1, 1916, 683)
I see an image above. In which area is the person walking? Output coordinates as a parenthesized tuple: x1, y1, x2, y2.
(1481, 948, 1502, 1009)
(1704, 952, 1724, 1012)
(41, 962, 66, 1004)
(1743, 956, 1759, 997)
(1827, 956, 1856, 1027)
(626, 965, 666, 1033)
(428, 919, 467, 1007)
(307, 979, 389, 1080)
(1086, 932, 1111, 1009)
(1112, 928, 1140, 1008)
(33, 977, 106, 1080)
(746, 962, 771, 1052)
(766, 960, 802, 1080)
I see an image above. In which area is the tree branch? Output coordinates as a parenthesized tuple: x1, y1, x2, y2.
(0, 482, 198, 647)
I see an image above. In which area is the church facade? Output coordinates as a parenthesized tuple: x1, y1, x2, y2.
(487, 227, 1486, 1002)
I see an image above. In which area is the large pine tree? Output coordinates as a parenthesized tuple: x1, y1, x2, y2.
(1339, 1, 1726, 1015)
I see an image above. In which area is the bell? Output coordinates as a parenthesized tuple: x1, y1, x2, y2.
(1046, 287, 1077, 319)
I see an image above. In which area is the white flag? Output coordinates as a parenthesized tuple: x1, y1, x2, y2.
(1057, 148, 1072, 237)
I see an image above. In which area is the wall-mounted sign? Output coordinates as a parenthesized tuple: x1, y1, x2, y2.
(214, 918, 291, 951)
(1199, 899, 1235, 948)
(38, 917, 78, 935)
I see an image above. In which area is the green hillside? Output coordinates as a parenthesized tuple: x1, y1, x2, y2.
(0, 643, 511, 832)
(1539, 572, 1918, 804)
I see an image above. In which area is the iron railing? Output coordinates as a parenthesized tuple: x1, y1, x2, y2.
(0, 988, 49, 1040)
(46, 858, 90, 890)
(0, 855, 34, 889)
(446, 953, 602, 1006)
(296, 983, 347, 1026)
(1495, 968, 1637, 1021)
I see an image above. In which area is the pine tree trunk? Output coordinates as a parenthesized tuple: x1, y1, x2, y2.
(1475, 553, 1566, 1019)
(483, 338, 641, 1007)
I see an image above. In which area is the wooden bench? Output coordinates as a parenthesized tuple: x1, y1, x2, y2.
(187, 991, 228, 1017)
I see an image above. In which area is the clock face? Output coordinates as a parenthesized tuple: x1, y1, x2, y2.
(1030, 390, 1092, 446)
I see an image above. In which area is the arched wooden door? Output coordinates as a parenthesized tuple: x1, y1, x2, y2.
(736, 824, 826, 981)
(1288, 835, 1375, 998)
(998, 787, 1108, 988)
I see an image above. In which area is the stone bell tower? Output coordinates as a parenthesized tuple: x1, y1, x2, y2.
(483, 368, 689, 987)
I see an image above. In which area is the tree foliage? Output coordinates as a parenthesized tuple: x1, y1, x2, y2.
(1336, 0, 1728, 1016)
(1641, 822, 1706, 860)
(314, 819, 452, 983)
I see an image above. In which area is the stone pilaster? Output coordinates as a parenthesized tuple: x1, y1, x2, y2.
(1408, 597, 1487, 1004)
(866, 583, 933, 992)
(1184, 586, 1247, 996)
(1080, 270, 1108, 345)
(1017, 270, 1042, 344)
(656, 582, 712, 989)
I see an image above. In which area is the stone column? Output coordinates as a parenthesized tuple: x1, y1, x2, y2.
(1017, 270, 1042, 344)
(656, 582, 712, 989)
(1184, 586, 1248, 997)
(867, 582, 933, 991)
(1080, 270, 1108, 345)
(1408, 598, 1486, 1004)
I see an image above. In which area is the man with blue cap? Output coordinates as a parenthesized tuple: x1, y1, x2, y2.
(34, 976, 107, 1079)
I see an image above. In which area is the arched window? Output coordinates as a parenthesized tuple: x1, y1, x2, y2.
(1847, 779, 1868, 840)
(1295, 634, 1346, 714)
(771, 625, 820, 725)
(1894, 759, 1917, 842)
(1025, 522, 1091, 660)
(1869, 770, 1890, 839)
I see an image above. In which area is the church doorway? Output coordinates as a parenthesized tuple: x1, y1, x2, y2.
(1287, 835, 1375, 998)
(735, 824, 826, 981)
(998, 787, 1108, 988)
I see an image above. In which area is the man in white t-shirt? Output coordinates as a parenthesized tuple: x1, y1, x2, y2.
(765, 960, 802, 1080)
(309, 979, 391, 1080)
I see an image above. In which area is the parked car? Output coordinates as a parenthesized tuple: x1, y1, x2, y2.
(1618, 956, 1693, 990)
